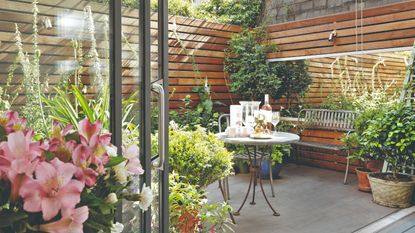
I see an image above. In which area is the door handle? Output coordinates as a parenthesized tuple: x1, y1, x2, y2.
(151, 83, 166, 170)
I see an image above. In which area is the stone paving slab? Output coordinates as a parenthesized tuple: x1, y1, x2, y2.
(207, 164, 396, 233)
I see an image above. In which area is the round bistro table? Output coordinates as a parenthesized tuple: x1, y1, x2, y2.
(217, 132, 300, 216)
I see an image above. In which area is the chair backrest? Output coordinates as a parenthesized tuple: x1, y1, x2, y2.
(298, 109, 357, 132)
(218, 114, 230, 133)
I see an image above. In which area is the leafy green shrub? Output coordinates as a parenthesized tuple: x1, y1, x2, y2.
(271, 60, 312, 108)
(225, 26, 311, 102)
(359, 104, 415, 178)
(197, 0, 262, 28)
(225, 26, 280, 100)
(169, 126, 233, 188)
(169, 173, 234, 233)
(169, 81, 221, 132)
(270, 144, 291, 165)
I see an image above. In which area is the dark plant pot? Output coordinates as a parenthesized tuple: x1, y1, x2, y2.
(365, 160, 383, 172)
(355, 167, 372, 192)
(368, 173, 415, 208)
(260, 159, 283, 179)
(236, 160, 249, 174)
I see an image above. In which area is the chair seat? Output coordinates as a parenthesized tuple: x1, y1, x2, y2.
(293, 141, 346, 151)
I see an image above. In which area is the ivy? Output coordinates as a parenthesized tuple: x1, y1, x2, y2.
(197, 0, 262, 28)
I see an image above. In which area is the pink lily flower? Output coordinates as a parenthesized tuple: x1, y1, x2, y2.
(0, 111, 27, 134)
(39, 206, 89, 233)
(0, 131, 44, 200)
(20, 158, 85, 221)
(78, 118, 110, 173)
(72, 144, 98, 187)
(123, 145, 144, 175)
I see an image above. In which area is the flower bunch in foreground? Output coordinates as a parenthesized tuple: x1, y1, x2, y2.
(0, 112, 150, 233)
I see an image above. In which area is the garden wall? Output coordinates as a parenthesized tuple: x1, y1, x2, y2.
(262, 0, 405, 24)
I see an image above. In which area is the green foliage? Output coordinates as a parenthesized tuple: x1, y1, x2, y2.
(151, 0, 195, 17)
(270, 144, 291, 165)
(170, 81, 221, 132)
(321, 94, 354, 111)
(13, 2, 48, 135)
(44, 83, 138, 132)
(197, 0, 262, 28)
(225, 26, 310, 102)
(169, 173, 234, 233)
(271, 60, 312, 108)
(168, 126, 233, 188)
(322, 56, 399, 111)
(359, 104, 415, 178)
(225, 26, 280, 100)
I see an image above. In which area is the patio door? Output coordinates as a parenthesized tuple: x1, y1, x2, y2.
(111, 0, 169, 232)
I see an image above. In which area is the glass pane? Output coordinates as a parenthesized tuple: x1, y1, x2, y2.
(120, 1, 142, 232)
(0, 0, 112, 232)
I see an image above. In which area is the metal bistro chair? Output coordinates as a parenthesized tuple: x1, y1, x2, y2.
(218, 114, 276, 200)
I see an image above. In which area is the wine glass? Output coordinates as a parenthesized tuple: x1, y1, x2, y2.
(271, 112, 280, 134)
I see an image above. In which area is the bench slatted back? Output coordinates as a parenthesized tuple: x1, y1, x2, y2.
(299, 109, 356, 132)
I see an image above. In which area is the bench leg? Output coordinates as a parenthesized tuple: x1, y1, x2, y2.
(344, 150, 350, 184)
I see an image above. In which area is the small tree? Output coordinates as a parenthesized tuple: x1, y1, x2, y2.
(271, 60, 312, 108)
(225, 26, 281, 101)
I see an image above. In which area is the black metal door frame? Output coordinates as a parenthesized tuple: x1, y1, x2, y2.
(109, 0, 169, 232)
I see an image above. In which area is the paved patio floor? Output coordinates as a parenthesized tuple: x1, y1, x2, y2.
(206, 164, 399, 233)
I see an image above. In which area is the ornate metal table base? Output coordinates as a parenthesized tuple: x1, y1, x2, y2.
(233, 145, 280, 217)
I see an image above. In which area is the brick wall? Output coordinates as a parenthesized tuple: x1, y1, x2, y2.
(262, 0, 407, 24)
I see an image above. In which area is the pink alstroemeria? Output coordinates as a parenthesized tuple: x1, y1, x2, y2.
(39, 206, 89, 233)
(49, 121, 76, 162)
(123, 145, 144, 175)
(0, 131, 45, 200)
(20, 158, 84, 221)
(72, 144, 98, 187)
(78, 118, 110, 173)
(0, 111, 27, 133)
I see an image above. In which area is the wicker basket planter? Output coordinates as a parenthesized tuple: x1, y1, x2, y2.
(368, 173, 415, 208)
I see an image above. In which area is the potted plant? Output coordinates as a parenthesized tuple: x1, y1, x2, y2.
(360, 104, 415, 208)
(261, 144, 291, 179)
(342, 109, 384, 192)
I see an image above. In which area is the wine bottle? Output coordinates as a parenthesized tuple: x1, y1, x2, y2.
(261, 94, 272, 132)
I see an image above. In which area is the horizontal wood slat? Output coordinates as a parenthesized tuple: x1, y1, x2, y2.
(267, 0, 415, 59)
(0, 0, 239, 110)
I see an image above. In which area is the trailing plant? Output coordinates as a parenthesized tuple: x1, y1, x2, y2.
(225, 26, 280, 101)
(169, 173, 234, 233)
(168, 126, 233, 188)
(359, 103, 415, 179)
(197, 0, 262, 28)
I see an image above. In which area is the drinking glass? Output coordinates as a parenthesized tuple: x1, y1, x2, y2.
(271, 112, 280, 133)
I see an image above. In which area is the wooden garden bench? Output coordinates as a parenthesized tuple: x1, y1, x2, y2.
(292, 109, 357, 184)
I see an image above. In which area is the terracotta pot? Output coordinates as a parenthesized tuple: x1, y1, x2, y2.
(355, 168, 372, 192)
(368, 173, 415, 208)
(366, 160, 383, 172)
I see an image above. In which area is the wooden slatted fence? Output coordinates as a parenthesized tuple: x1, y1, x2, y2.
(267, 0, 415, 60)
